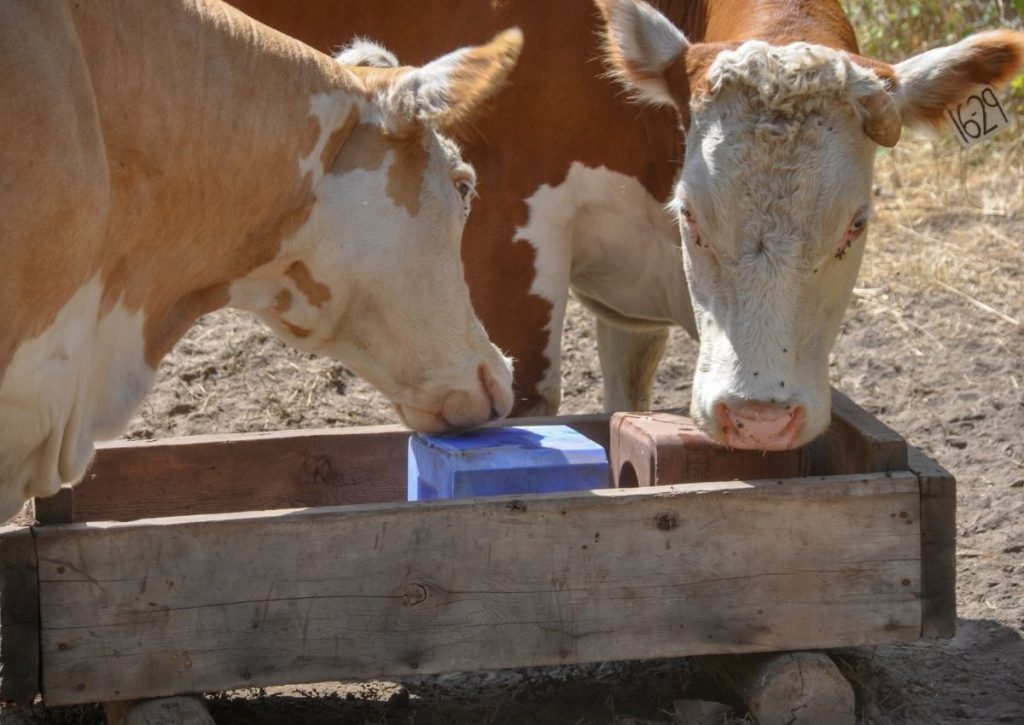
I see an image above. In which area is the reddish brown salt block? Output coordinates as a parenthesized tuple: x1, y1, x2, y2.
(610, 412, 808, 488)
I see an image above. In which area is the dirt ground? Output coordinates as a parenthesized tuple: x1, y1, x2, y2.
(16, 135, 1024, 724)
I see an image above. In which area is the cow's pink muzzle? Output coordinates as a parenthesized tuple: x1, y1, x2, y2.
(717, 401, 806, 451)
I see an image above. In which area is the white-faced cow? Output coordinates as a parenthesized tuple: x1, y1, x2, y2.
(596, 0, 1023, 449)
(0, 0, 522, 523)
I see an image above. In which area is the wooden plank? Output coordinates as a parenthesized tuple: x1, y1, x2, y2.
(807, 389, 907, 476)
(60, 425, 410, 524)
(35, 474, 922, 706)
(0, 526, 40, 706)
(908, 446, 956, 638)
(39, 414, 612, 524)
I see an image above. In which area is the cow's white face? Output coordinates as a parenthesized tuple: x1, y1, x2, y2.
(676, 43, 880, 449)
(231, 30, 523, 433)
(598, 0, 1024, 449)
(293, 126, 510, 432)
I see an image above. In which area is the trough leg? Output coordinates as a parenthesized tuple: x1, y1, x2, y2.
(104, 695, 215, 725)
(702, 652, 855, 725)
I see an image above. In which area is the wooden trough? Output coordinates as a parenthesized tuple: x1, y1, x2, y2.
(0, 390, 954, 717)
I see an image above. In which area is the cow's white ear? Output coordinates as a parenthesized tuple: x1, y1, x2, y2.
(596, 0, 689, 107)
(383, 28, 523, 135)
(892, 29, 1024, 130)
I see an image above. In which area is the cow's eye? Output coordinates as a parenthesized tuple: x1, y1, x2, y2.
(453, 177, 477, 218)
(836, 211, 870, 260)
(678, 202, 704, 247)
(455, 178, 475, 202)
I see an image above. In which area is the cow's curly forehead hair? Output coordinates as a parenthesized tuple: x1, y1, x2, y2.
(705, 41, 885, 116)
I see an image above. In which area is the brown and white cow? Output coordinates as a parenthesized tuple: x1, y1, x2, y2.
(229, 0, 693, 417)
(596, 0, 1023, 449)
(0, 0, 522, 522)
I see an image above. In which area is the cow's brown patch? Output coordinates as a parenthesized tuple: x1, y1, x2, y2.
(286, 260, 332, 308)
(273, 288, 293, 314)
(330, 122, 429, 217)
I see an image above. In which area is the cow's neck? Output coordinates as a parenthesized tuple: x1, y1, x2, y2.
(68, 0, 358, 366)
(0, 0, 361, 512)
(687, 0, 858, 50)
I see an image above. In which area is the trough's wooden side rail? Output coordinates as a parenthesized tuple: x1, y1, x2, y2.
(0, 526, 39, 705)
(34, 415, 611, 525)
(809, 390, 907, 475)
(34, 391, 905, 526)
(909, 447, 957, 638)
(34, 473, 922, 706)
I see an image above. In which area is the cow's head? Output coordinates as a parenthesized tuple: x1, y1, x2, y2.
(598, 0, 1023, 450)
(231, 30, 523, 432)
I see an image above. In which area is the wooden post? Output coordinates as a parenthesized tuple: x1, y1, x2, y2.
(0, 527, 39, 706)
(703, 652, 855, 725)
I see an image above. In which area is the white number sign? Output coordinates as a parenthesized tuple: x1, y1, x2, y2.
(945, 86, 1012, 147)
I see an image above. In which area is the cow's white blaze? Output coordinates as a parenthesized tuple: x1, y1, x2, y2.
(516, 162, 695, 415)
(679, 42, 880, 448)
(0, 279, 152, 521)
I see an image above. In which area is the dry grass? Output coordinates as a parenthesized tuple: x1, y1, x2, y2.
(845, 0, 1024, 331)
(857, 126, 1023, 329)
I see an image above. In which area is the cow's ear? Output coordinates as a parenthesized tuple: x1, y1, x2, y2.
(382, 28, 523, 136)
(596, 0, 690, 108)
(891, 29, 1024, 130)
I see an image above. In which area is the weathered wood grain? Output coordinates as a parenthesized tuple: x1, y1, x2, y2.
(32, 391, 906, 525)
(908, 446, 956, 639)
(0, 526, 39, 706)
(35, 474, 922, 706)
(35, 414, 611, 525)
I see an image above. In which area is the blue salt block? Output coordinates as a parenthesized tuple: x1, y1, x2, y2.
(408, 425, 610, 501)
